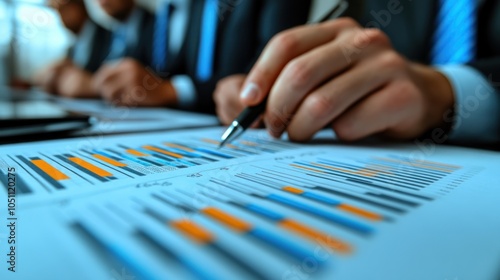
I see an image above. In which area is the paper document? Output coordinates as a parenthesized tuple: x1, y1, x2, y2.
(0, 128, 499, 279)
(54, 97, 219, 134)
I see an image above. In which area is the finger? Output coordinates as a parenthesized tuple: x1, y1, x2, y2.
(217, 96, 244, 125)
(93, 63, 121, 88)
(100, 79, 124, 102)
(286, 51, 403, 142)
(331, 81, 422, 141)
(218, 110, 234, 125)
(214, 76, 246, 124)
(250, 117, 264, 129)
(265, 28, 389, 138)
(240, 18, 359, 106)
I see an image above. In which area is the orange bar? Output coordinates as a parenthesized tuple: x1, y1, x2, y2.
(355, 168, 380, 177)
(312, 163, 380, 177)
(31, 159, 69, 181)
(164, 143, 194, 152)
(68, 157, 113, 177)
(280, 219, 351, 254)
(374, 157, 454, 173)
(143, 146, 183, 159)
(200, 139, 238, 149)
(171, 220, 214, 244)
(240, 141, 258, 147)
(411, 158, 460, 169)
(201, 207, 252, 232)
(290, 164, 325, 174)
(201, 138, 220, 145)
(363, 164, 393, 175)
(127, 149, 148, 157)
(338, 204, 382, 221)
(93, 154, 127, 167)
(283, 186, 304, 194)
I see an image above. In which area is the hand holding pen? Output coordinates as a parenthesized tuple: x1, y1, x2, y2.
(219, 1, 350, 147)
(219, 0, 455, 147)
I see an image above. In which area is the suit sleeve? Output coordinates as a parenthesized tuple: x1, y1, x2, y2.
(468, 58, 500, 89)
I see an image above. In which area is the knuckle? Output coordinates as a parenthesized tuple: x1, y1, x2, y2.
(120, 59, 135, 68)
(272, 31, 300, 57)
(380, 51, 406, 69)
(305, 94, 335, 120)
(386, 82, 418, 111)
(363, 28, 390, 47)
(284, 59, 314, 90)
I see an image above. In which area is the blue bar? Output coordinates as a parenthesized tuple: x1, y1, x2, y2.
(172, 159, 196, 167)
(302, 192, 341, 206)
(120, 154, 151, 167)
(245, 204, 285, 222)
(106, 242, 161, 280)
(248, 228, 315, 262)
(195, 148, 234, 159)
(267, 194, 373, 235)
(168, 148, 204, 159)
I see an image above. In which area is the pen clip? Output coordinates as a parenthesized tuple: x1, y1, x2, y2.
(308, 0, 350, 24)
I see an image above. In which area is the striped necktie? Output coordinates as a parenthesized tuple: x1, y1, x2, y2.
(196, 0, 218, 82)
(153, 3, 174, 73)
(431, 0, 477, 65)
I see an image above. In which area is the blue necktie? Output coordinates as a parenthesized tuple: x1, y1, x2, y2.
(107, 26, 127, 61)
(197, 0, 218, 82)
(431, 0, 477, 65)
(153, 3, 173, 72)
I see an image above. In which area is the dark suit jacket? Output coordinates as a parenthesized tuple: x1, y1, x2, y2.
(68, 7, 155, 73)
(168, 0, 312, 114)
(68, 19, 112, 73)
(354, 0, 500, 86)
(121, 7, 156, 67)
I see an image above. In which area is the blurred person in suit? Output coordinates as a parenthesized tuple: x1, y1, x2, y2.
(34, 0, 112, 96)
(214, 0, 500, 145)
(96, 0, 155, 65)
(92, 0, 313, 113)
(36, 0, 155, 99)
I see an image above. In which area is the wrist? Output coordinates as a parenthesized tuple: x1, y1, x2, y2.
(411, 63, 455, 132)
(159, 81, 178, 106)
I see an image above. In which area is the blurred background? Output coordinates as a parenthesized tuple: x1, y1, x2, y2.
(0, 0, 328, 87)
(0, 0, 155, 85)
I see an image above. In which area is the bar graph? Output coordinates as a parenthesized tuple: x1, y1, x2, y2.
(0, 131, 297, 197)
(47, 142, 476, 280)
(1, 128, 486, 280)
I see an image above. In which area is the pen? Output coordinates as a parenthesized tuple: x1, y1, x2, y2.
(218, 1, 350, 148)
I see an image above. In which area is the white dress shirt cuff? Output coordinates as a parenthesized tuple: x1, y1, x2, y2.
(437, 65, 500, 144)
(171, 75, 197, 109)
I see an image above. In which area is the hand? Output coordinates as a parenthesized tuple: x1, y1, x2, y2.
(214, 74, 247, 125)
(34, 59, 72, 93)
(93, 59, 177, 107)
(238, 18, 454, 142)
(57, 65, 97, 98)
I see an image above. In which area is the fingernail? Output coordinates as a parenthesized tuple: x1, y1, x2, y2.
(240, 83, 261, 102)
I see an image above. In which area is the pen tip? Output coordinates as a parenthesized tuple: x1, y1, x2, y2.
(217, 140, 226, 150)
